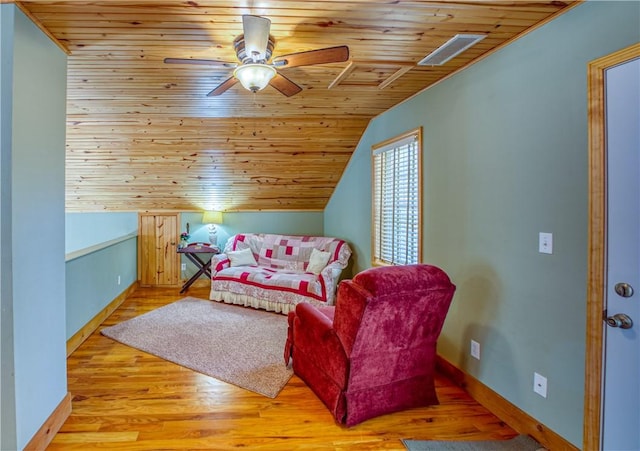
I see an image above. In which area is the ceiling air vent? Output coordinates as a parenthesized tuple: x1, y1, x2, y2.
(418, 34, 486, 66)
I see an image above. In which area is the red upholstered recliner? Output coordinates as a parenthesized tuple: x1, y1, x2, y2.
(284, 264, 456, 426)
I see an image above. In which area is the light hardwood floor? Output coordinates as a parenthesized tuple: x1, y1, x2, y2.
(49, 286, 517, 450)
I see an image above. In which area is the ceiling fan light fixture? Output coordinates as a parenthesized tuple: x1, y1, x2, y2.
(233, 63, 277, 93)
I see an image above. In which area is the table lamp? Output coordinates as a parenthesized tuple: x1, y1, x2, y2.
(202, 210, 223, 246)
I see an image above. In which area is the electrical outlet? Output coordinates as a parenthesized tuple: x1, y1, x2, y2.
(181, 263, 187, 271)
(539, 232, 553, 254)
(470, 340, 481, 360)
(533, 372, 547, 398)
(117, 275, 121, 285)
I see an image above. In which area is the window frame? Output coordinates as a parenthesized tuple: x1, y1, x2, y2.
(370, 127, 423, 267)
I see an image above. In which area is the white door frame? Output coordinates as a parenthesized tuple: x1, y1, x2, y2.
(585, 42, 640, 451)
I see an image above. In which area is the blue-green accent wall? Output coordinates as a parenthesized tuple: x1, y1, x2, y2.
(1, 5, 68, 449)
(64, 213, 139, 341)
(325, 1, 640, 446)
(66, 237, 138, 339)
(65, 212, 138, 254)
(0, 5, 17, 447)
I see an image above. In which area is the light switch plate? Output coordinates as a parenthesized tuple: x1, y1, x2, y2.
(539, 232, 553, 254)
(470, 340, 480, 360)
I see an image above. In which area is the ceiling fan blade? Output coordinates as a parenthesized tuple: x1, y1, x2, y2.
(207, 76, 239, 96)
(164, 57, 237, 68)
(269, 73, 303, 97)
(272, 46, 349, 68)
(242, 15, 271, 62)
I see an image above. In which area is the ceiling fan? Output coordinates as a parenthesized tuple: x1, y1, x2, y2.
(164, 15, 350, 97)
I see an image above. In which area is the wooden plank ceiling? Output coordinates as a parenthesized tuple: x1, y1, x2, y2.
(15, 0, 577, 212)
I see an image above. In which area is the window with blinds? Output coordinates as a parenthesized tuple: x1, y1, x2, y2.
(371, 128, 422, 266)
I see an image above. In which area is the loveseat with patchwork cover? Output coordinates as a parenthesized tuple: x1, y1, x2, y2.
(209, 233, 352, 314)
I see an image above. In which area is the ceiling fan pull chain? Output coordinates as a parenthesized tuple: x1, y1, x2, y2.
(252, 92, 258, 137)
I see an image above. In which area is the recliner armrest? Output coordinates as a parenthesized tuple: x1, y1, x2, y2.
(291, 303, 349, 386)
(285, 304, 334, 365)
(295, 302, 334, 333)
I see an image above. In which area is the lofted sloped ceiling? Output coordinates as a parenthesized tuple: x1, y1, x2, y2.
(13, 0, 578, 212)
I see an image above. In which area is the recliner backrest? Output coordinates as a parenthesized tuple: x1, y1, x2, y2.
(333, 264, 456, 358)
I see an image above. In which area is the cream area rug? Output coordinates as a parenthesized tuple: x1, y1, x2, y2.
(101, 297, 293, 398)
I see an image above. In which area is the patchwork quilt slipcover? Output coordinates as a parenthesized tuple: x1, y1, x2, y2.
(209, 233, 352, 314)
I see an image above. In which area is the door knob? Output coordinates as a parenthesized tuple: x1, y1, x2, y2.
(606, 313, 633, 329)
(614, 282, 634, 298)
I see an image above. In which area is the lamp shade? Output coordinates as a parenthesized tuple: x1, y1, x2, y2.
(233, 64, 276, 92)
(202, 210, 223, 224)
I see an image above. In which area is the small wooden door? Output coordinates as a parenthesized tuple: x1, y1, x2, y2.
(138, 213, 180, 287)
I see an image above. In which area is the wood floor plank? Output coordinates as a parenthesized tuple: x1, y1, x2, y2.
(49, 286, 517, 450)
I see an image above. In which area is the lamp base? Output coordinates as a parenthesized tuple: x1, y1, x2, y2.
(208, 224, 218, 247)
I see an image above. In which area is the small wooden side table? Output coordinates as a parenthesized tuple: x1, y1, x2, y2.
(177, 243, 220, 293)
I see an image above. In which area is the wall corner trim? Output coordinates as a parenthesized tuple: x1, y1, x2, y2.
(436, 356, 579, 451)
(23, 392, 72, 451)
(65, 232, 138, 262)
(14, 1, 71, 55)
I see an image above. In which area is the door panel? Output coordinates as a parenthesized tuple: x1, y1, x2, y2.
(139, 214, 155, 286)
(155, 215, 179, 286)
(139, 213, 179, 287)
(603, 57, 640, 451)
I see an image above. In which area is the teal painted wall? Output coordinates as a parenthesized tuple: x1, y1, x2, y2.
(0, 5, 17, 447)
(65, 213, 138, 340)
(65, 212, 138, 254)
(65, 213, 139, 342)
(325, 1, 640, 446)
(66, 237, 138, 339)
(179, 211, 324, 280)
(0, 6, 68, 449)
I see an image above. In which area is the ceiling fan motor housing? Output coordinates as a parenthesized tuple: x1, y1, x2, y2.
(233, 34, 275, 64)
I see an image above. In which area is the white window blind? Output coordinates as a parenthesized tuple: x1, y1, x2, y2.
(372, 129, 421, 266)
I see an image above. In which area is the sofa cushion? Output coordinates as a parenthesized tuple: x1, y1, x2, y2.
(228, 248, 258, 267)
(307, 248, 331, 274)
